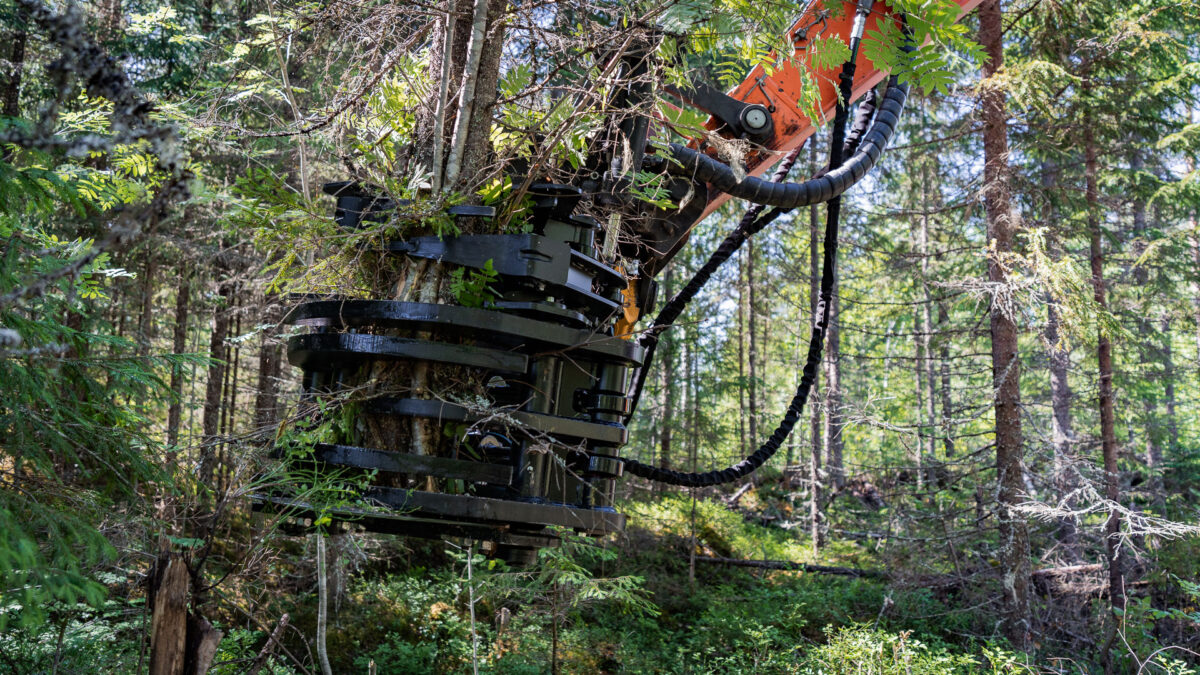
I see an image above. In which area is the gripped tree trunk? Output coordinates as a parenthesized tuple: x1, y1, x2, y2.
(358, 0, 506, 464)
(978, 0, 1032, 649)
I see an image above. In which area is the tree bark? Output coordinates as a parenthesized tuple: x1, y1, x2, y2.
(137, 254, 157, 357)
(978, 0, 1032, 649)
(1085, 106, 1125, 618)
(808, 144, 824, 550)
(200, 276, 232, 485)
(316, 535, 333, 675)
(253, 298, 283, 434)
(747, 239, 759, 447)
(167, 275, 191, 449)
(938, 302, 954, 457)
(1043, 161, 1079, 560)
(737, 251, 748, 456)
(1, 23, 26, 119)
(824, 286, 844, 490)
(1129, 149, 1163, 509)
(660, 267, 675, 485)
(149, 556, 189, 675)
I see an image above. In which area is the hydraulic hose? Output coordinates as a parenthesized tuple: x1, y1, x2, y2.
(622, 5, 899, 486)
(644, 76, 905, 209)
(621, 88, 879, 428)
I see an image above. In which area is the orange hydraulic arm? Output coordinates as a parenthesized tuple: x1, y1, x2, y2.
(691, 0, 983, 223)
(616, 0, 985, 486)
(616, 0, 980, 332)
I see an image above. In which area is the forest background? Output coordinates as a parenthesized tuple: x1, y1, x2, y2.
(1, 0, 1200, 672)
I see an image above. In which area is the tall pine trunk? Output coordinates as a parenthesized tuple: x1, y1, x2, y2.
(978, 0, 1031, 648)
(1085, 104, 1125, 624)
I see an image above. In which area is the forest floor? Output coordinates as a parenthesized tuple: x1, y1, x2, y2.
(10, 485, 1167, 674)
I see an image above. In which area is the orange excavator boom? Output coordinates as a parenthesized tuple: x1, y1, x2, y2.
(679, 0, 984, 225)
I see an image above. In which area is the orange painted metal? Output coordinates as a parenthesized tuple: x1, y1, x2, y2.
(694, 0, 983, 222)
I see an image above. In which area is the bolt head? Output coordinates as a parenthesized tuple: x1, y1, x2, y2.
(742, 106, 769, 131)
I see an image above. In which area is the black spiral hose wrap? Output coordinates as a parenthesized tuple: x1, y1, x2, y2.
(620, 88, 879, 431)
(643, 78, 907, 209)
(622, 29, 907, 486)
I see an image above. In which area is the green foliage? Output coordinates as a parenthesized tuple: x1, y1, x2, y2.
(449, 260, 501, 309)
(0, 151, 190, 629)
(797, 626, 1020, 674)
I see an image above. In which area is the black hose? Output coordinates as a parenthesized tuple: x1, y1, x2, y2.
(621, 31, 888, 487)
(643, 51, 911, 209)
(621, 87, 880, 429)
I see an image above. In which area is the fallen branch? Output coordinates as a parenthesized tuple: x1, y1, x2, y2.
(246, 613, 290, 675)
(690, 556, 886, 578)
(724, 482, 753, 507)
(1030, 563, 1104, 578)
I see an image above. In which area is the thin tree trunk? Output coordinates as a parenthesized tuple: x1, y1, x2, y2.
(1085, 112, 1125, 624)
(167, 276, 191, 449)
(254, 298, 283, 433)
(824, 286, 844, 490)
(200, 277, 231, 485)
(1046, 299, 1079, 559)
(100, 0, 122, 42)
(1129, 149, 1163, 509)
(917, 100, 939, 464)
(1153, 317, 1175, 513)
(1043, 161, 1079, 560)
(316, 535, 332, 675)
(1161, 318, 1178, 461)
(938, 303, 954, 457)
(748, 239, 759, 447)
(737, 251, 748, 456)
(1, 23, 27, 162)
(809, 144, 824, 549)
(137, 254, 157, 357)
(912, 336, 925, 490)
(443, 0, 492, 188)
(978, 0, 1031, 649)
(660, 268, 675, 486)
(920, 262, 936, 466)
(687, 328, 699, 461)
